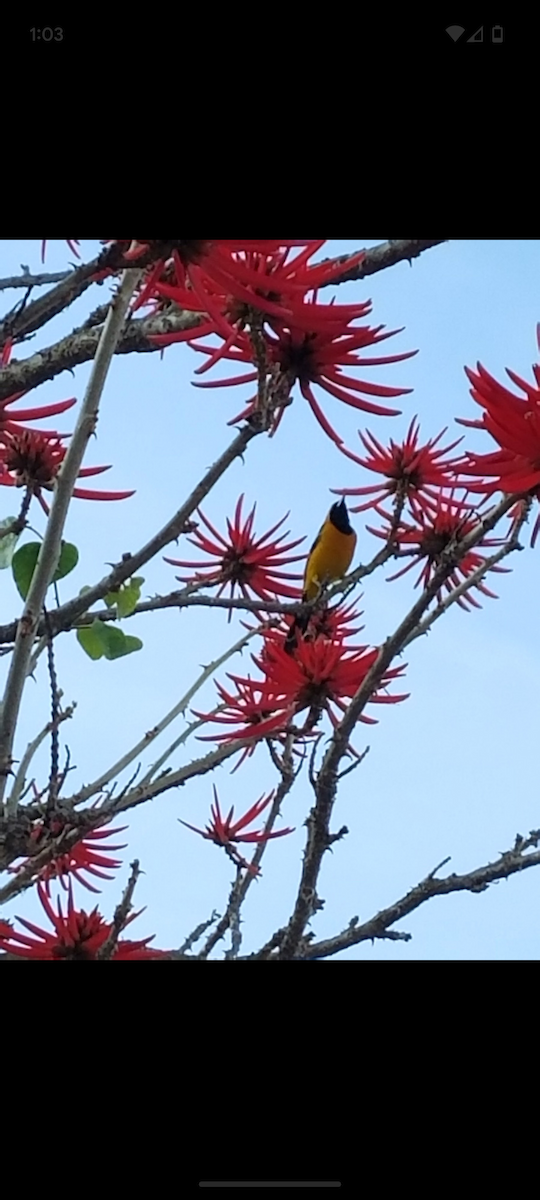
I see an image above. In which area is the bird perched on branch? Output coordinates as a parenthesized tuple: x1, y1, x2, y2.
(284, 498, 357, 653)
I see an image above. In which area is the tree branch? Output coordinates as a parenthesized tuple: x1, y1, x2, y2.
(301, 832, 540, 959)
(95, 859, 141, 960)
(0, 270, 71, 291)
(0, 270, 141, 809)
(198, 737, 296, 959)
(72, 626, 261, 806)
(319, 239, 448, 287)
(0, 423, 262, 649)
(0, 307, 205, 401)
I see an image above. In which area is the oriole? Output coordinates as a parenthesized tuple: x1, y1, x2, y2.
(285, 498, 357, 653)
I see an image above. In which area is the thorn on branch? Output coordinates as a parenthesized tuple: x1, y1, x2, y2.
(427, 855, 451, 880)
(327, 825, 349, 846)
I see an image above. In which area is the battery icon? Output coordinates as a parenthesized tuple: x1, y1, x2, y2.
(492, 25, 504, 41)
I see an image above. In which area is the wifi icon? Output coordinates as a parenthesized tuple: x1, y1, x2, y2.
(446, 25, 465, 40)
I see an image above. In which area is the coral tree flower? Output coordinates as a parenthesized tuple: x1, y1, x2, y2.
(180, 786, 294, 874)
(455, 328, 540, 545)
(0, 883, 167, 960)
(0, 344, 77, 451)
(141, 240, 415, 447)
(369, 491, 509, 609)
(114, 239, 325, 324)
(257, 634, 407, 730)
(165, 494, 305, 611)
(0, 344, 132, 507)
(10, 816, 127, 895)
(334, 418, 462, 513)
(0, 429, 134, 512)
(181, 785, 293, 845)
(191, 296, 415, 446)
(198, 624, 407, 752)
(193, 674, 294, 771)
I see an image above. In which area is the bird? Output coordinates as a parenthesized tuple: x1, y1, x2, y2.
(284, 498, 357, 653)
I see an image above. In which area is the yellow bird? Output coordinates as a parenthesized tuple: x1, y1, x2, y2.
(285, 498, 357, 652)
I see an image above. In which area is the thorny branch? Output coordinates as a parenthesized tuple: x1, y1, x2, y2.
(0, 270, 142, 807)
(95, 859, 141, 960)
(198, 736, 297, 960)
(299, 831, 540, 959)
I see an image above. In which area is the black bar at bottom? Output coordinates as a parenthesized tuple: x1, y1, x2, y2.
(199, 1185, 341, 1189)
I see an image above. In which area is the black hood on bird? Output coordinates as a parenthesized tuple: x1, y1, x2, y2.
(329, 498, 354, 535)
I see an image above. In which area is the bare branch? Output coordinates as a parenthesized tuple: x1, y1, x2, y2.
(7, 702, 76, 810)
(84, 735, 264, 820)
(302, 833, 540, 959)
(0, 269, 70, 291)
(73, 626, 261, 806)
(0, 260, 99, 348)
(0, 270, 141, 809)
(177, 910, 220, 955)
(0, 307, 205, 401)
(319, 238, 448, 287)
(95, 860, 141, 960)
(43, 609, 61, 810)
(198, 737, 296, 960)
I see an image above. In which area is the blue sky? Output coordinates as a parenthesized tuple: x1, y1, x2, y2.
(1, 238, 540, 960)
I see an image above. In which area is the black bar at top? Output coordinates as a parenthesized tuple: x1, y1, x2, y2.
(199, 1184, 342, 1189)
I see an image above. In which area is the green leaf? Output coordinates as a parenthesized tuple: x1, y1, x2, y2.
(0, 518, 20, 569)
(122, 634, 143, 655)
(54, 542, 78, 581)
(104, 575, 144, 618)
(76, 619, 142, 661)
(99, 625, 142, 659)
(12, 540, 79, 600)
(12, 542, 40, 599)
(98, 625, 128, 658)
(76, 621, 106, 660)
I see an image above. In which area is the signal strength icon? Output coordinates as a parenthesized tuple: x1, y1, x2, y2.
(446, 25, 465, 41)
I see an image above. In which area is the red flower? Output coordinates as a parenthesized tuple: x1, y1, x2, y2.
(0, 883, 167, 960)
(137, 240, 414, 447)
(180, 785, 294, 874)
(455, 330, 540, 544)
(257, 634, 408, 730)
(0, 341, 77, 450)
(333, 418, 462, 513)
(147, 243, 370, 416)
(0, 429, 134, 513)
(194, 674, 289, 770)
(199, 629, 407, 754)
(165, 494, 305, 613)
(369, 491, 509, 609)
(150, 241, 366, 334)
(114, 240, 324, 325)
(10, 816, 127, 895)
(192, 297, 415, 446)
